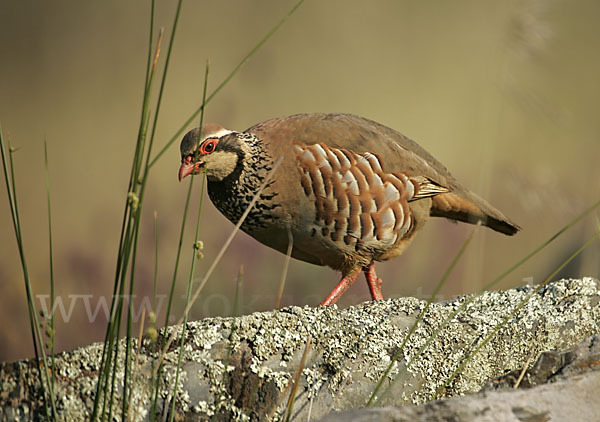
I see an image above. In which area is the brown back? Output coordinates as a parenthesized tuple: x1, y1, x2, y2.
(247, 113, 519, 235)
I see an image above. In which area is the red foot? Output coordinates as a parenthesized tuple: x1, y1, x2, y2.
(320, 272, 361, 306)
(364, 261, 384, 301)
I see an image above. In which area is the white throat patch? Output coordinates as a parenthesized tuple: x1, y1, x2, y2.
(205, 150, 238, 181)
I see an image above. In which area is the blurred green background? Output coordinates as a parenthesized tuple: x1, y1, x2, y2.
(1, 0, 599, 362)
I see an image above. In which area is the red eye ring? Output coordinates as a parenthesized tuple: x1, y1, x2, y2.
(200, 138, 218, 155)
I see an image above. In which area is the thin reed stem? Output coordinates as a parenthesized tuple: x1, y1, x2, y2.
(1, 129, 57, 419)
(284, 336, 312, 422)
(276, 228, 293, 309)
(92, 9, 165, 420)
(148, 0, 305, 168)
(153, 158, 283, 375)
(43, 141, 57, 391)
(167, 61, 210, 421)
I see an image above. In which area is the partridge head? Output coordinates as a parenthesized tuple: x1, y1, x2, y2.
(178, 113, 519, 305)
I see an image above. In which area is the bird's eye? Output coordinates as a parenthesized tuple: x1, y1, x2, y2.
(200, 139, 218, 155)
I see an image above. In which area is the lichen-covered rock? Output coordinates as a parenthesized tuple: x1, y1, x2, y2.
(320, 334, 600, 422)
(1, 278, 599, 421)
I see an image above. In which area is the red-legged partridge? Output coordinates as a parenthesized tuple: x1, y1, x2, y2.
(178, 113, 519, 305)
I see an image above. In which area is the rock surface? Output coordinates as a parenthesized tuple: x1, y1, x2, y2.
(1, 277, 599, 421)
(320, 334, 600, 422)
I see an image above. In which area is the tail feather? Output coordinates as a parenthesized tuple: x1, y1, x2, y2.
(431, 192, 520, 236)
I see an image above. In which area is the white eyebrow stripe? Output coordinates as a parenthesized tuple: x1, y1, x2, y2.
(209, 129, 234, 139)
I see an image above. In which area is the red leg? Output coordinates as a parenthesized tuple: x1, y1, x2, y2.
(320, 272, 361, 306)
(364, 261, 384, 301)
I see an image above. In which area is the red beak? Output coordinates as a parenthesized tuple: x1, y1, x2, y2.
(178, 156, 195, 182)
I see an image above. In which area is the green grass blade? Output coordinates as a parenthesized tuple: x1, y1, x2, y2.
(284, 336, 312, 422)
(153, 211, 159, 324)
(167, 61, 210, 422)
(92, 6, 163, 420)
(161, 170, 195, 329)
(43, 140, 57, 392)
(217, 264, 244, 407)
(122, 208, 145, 417)
(149, 167, 195, 421)
(160, 55, 210, 337)
(233, 265, 243, 318)
(94, 0, 301, 417)
(144, 0, 183, 175)
(150, 57, 209, 421)
(152, 157, 283, 375)
(0, 129, 58, 420)
(168, 172, 207, 422)
(148, 0, 305, 168)
(143, 0, 156, 91)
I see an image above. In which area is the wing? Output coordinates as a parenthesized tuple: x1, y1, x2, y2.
(248, 113, 519, 235)
(292, 141, 447, 253)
